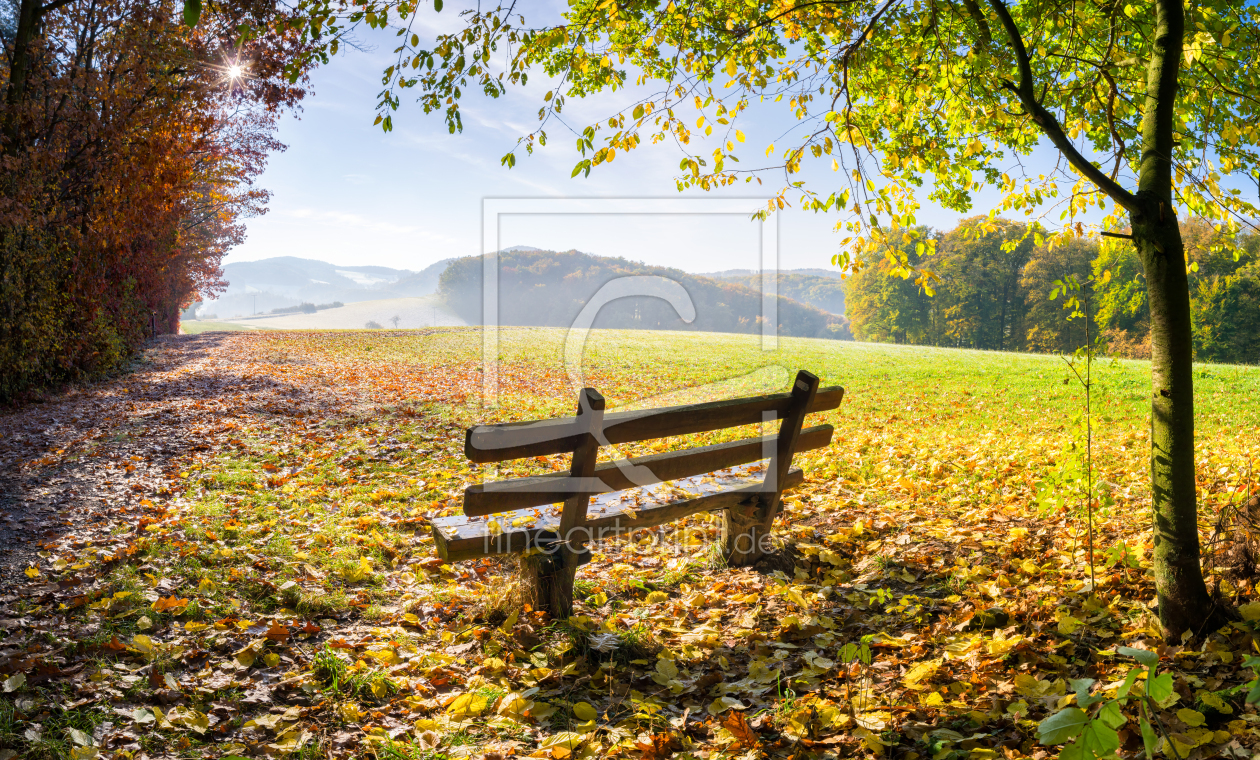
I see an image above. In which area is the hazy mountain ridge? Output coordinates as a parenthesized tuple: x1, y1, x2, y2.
(198, 253, 847, 325)
(201, 257, 451, 318)
(439, 249, 852, 339)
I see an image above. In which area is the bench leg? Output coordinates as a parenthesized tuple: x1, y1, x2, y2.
(722, 497, 773, 567)
(519, 548, 579, 619)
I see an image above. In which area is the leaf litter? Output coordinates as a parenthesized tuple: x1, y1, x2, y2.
(0, 329, 1258, 759)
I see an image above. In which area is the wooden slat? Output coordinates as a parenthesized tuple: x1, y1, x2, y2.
(465, 385, 844, 463)
(464, 424, 833, 516)
(433, 466, 805, 562)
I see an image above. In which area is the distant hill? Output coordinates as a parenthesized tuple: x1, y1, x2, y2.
(387, 258, 455, 297)
(196, 254, 849, 326)
(223, 257, 411, 293)
(711, 273, 845, 315)
(693, 269, 846, 315)
(439, 249, 852, 340)
(199, 256, 449, 318)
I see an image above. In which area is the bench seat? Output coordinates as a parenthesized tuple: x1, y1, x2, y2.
(431, 461, 805, 562)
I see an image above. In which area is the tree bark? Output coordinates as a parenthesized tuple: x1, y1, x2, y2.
(1134, 214, 1215, 635)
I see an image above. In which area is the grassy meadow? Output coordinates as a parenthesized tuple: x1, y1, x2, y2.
(9, 327, 1260, 760)
(303, 327, 1260, 523)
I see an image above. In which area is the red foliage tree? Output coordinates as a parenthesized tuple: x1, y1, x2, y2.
(0, 0, 312, 397)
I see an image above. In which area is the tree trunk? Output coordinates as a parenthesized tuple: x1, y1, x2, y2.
(986, 0, 1220, 638)
(1132, 0, 1224, 638)
(998, 286, 1008, 351)
(986, 0, 1221, 639)
(1134, 215, 1218, 636)
(3, 0, 43, 149)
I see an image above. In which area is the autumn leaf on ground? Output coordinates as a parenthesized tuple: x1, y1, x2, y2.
(4, 328, 1260, 760)
(903, 658, 942, 690)
(152, 596, 189, 613)
(446, 692, 490, 718)
(721, 709, 759, 749)
(634, 732, 682, 760)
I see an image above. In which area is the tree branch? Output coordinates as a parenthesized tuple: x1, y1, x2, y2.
(1100, 69, 1127, 181)
(985, 0, 1141, 212)
(1196, 58, 1260, 109)
(736, 0, 867, 36)
(840, 0, 901, 64)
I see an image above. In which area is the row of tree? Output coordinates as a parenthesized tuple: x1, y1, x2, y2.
(439, 249, 851, 340)
(846, 219, 1260, 364)
(0, 0, 311, 400)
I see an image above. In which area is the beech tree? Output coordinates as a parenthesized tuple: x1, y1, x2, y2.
(281, 0, 1260, 637)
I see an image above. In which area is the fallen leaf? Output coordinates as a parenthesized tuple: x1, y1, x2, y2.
(634, 733, 681, 760)
(152, 596, 190, 613)
(446, 692, 490, 718)
(722, 710, 759, 749)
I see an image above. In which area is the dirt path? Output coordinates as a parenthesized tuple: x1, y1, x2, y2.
(1, 337, 196, 594)
(0, 333, 359, 596)
(0, 332, 478, 758)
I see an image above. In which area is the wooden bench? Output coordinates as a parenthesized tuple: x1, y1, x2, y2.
(430, 370, 843, 617)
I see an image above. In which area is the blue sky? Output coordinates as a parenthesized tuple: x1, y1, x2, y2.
(227, 12, 1066, 275)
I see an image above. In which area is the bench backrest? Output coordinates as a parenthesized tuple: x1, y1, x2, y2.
(431, 370, 842, 563)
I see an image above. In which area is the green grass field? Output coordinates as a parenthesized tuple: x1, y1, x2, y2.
(294, 327, 1260, 514)
(381, 326, 1260, 429)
